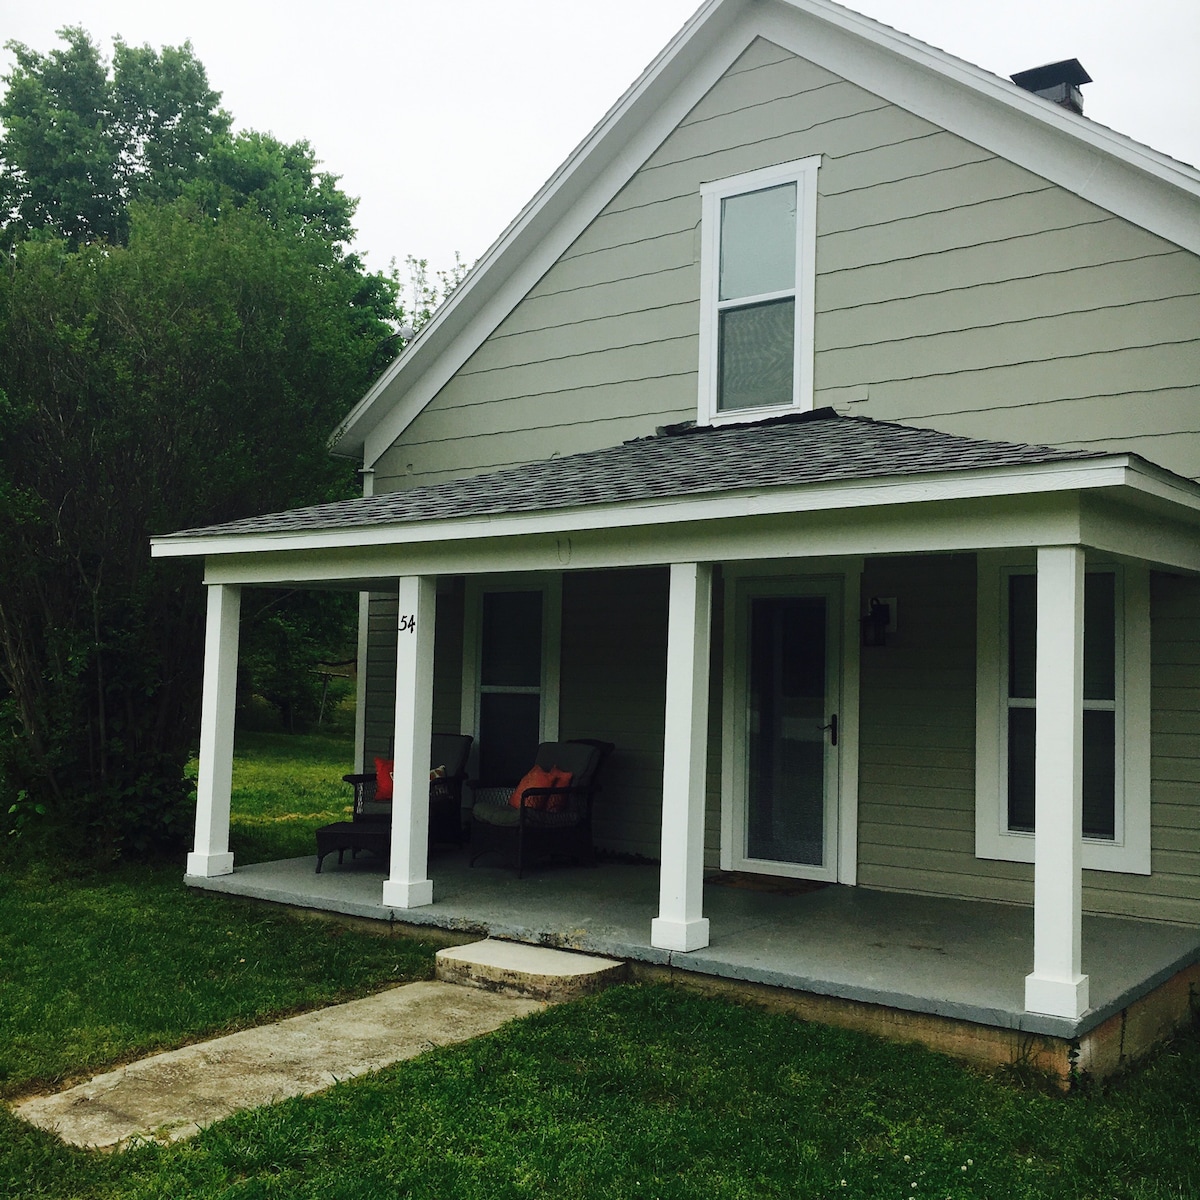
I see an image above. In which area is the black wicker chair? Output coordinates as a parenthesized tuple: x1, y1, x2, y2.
(315, 732, 472, 873)
(468, 739, 614, 877)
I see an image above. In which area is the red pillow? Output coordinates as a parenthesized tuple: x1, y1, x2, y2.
(374, 757, 394, 802)
(544, 767, 574, 813)
(508, 765, 557, 810)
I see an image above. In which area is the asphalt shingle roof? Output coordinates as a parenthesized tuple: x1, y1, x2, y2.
(162, 410, 1104, 541)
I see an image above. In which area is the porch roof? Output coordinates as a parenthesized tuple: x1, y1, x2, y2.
(158, 411, 1105, 542)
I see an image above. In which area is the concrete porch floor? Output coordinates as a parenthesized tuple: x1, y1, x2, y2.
(187, 851, 1200, 1046)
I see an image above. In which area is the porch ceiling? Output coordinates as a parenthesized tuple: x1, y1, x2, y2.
(189, 855, 1200, 1041)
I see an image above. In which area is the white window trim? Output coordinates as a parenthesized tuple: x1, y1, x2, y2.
(975, 553, 1150, 875)
(698, 156, 820, 427)
(460, 575, 562, 779)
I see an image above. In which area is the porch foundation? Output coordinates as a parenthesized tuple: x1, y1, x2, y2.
(629, 957, 1200, 1084)
(186, 856, 1200, 1082)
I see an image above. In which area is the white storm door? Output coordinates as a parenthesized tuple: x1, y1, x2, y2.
(731, 578, 842, 881)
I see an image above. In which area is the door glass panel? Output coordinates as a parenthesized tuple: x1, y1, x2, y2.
(719, 183, 796, 300)
(481, 591, 542, 686)
(746, 595, 826, 866)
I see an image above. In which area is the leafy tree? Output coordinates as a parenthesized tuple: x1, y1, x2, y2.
(0, 27, 229, 247)
(0, 197, 399, 858)
(0, 26, 411, 858)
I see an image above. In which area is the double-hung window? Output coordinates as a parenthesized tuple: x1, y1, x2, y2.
(699, 157, 820, 423)
(975, 556, 1150, 874)
(461, 578, 561, 786)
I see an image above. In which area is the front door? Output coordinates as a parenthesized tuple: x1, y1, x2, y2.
(729, 577, 842, 880)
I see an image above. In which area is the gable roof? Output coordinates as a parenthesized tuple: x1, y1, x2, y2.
(162, 410, 1105, 542)
(333, 0, 1200, 469)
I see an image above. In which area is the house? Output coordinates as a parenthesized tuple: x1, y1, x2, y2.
(152, 0, 1200, 1076)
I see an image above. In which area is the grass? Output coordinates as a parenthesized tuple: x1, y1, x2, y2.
(3, 722, 1200, 1197)
(227, 725, 358, 864)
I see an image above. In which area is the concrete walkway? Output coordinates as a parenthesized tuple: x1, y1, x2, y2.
(15, 942, 623, 1150)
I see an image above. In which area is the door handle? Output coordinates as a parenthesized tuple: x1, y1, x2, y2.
(820, 713, 838, 746)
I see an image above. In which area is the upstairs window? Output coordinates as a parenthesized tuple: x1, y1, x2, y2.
(699, 157, 819, 424)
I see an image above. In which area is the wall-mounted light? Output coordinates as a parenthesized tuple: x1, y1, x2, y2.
(861, 596, 895, 647)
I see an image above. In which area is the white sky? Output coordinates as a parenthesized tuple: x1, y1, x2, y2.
(2, 0, 1197, 281)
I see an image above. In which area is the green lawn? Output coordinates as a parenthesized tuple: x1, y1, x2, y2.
(226, 726, 359, 864)
(2, 728, 1200, 1198)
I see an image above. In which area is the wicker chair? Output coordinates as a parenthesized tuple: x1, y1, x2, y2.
(314, 733, 472, 873)
(468, 739, 614, 877)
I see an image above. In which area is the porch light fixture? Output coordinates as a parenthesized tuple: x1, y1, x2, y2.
(861, 597, 891, 647)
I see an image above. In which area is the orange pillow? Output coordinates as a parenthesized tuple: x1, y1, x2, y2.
(509, 765, 557, 810)
(374, 757, 394, 802)
(544, 767, 574, 813)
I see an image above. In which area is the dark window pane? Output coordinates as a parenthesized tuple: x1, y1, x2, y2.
(1008, 574, 1036, 699)
(479, 692, 541, 785)
(1007, 709, 1116, 839)
(746, 596, 826, 866)
(481, 591, 542, 687)
(1083, 709, 1116, 839)
(717, 297, 795, 411)
(1007, 707, 1036, 832)
(1084, 573, 1116, 701)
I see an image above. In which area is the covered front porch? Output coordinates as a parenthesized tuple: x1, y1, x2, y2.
(152, 414, 1200, 1070)
(188, 851, 1200, 1072)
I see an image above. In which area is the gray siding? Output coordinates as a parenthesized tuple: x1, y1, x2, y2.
(361, 582, 467, 767)
(374, 36, 1200, 490)
(559, 568, 669, 858)
(856, 560, 1200, 923)
(856, 555, 1032, 903)
(357, 37, 1200, 919)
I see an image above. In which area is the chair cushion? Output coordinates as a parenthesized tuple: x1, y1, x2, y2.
(374, 757, 394, 802)
(534, 742, 600, 785)
(473, 802, 582, 829)
(509, 764, 557, 810)
(544, 767, 574, 813)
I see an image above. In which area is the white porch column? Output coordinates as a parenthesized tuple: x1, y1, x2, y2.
(381, 575, 436, 910)
(651, 562, 712, 953)
(187, 584, 240, 878)
(1025, 545, 1090, 1018)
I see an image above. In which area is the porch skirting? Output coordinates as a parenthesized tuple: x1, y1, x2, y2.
(186, 856, 1200, 1078)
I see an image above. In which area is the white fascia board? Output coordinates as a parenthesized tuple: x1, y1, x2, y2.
(336, 0, 749, 467)
(762, 0, 1200, 253)
(150, 455, 1168, 562)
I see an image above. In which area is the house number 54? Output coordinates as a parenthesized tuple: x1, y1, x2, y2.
(399, 614, 416, 633)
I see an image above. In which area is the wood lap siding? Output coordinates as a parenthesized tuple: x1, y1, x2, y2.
(856, 561, 1200, 923)
(358, 38, 1200, 915)
(362, 585, 465, 766)
(559, 568, 669, 859)
(374, 36, 1200, 493)
(1086, 573, 1200, 922)
(856, 555, 1032, 904)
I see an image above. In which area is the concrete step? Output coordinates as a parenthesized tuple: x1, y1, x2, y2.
(436, 939, 627, 1001)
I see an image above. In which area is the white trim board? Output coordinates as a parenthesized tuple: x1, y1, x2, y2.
(331, 0, 1200, 463)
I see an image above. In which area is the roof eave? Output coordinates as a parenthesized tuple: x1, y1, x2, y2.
(150, 453, 1197, 562)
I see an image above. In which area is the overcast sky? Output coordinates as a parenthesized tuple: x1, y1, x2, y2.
(2, 0, 1196, 282)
